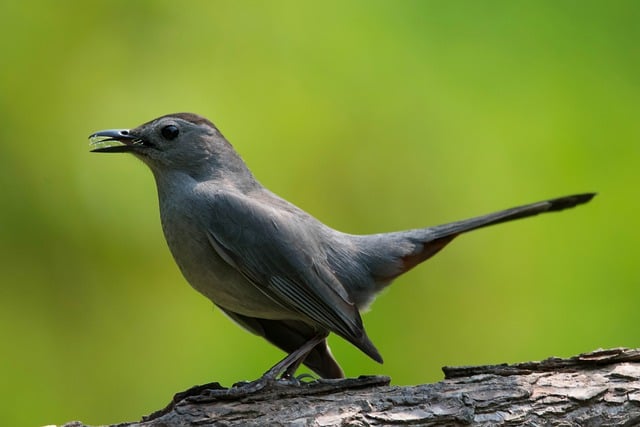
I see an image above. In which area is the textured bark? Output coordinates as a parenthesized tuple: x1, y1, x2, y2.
(62, 348, 640, 426)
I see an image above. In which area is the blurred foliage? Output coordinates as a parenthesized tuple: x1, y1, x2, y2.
(0, 0, 638, 425)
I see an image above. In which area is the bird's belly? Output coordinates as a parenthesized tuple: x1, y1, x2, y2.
(162, 226, 292, 320)
(186, 261, 288, 319)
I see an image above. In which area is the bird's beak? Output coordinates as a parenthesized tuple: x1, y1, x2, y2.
(89, 129, 141, 153)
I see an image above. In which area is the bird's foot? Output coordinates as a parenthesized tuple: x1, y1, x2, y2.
(187, 370, 311, 402)
(154, 333, 329, 415)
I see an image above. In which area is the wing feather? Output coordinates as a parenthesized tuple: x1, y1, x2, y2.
(201, 188, 381, 361)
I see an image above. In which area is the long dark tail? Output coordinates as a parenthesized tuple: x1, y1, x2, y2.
(425, 193, 596, 241)
(362, 193, 596, 286)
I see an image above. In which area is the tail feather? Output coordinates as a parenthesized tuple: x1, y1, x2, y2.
(360, 193, 596, 287)
(426, 193, 595, 240)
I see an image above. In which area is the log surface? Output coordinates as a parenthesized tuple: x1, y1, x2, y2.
(62, 348, 640, 426)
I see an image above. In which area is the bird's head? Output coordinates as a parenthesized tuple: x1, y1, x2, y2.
(90, 113, 253, 183)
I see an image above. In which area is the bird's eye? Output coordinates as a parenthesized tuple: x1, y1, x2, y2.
(161, 125, 179, 140)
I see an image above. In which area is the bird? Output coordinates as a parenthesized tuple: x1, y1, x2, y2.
(89, 112, 595, 385)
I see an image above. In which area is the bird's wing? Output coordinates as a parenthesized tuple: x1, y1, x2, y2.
(202, 189, 381, 362)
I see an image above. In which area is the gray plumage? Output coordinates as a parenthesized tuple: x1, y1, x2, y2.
(90, 112, 595, 379)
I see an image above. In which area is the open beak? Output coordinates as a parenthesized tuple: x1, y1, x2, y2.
(89, 129, 141, 153)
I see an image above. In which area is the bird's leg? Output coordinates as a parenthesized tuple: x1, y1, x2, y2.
(282, 356, 309, 381)
(174, 334, 329, 403)
(259, 332, 327, 382)
(278, 337, 325, 382)
(233, 333, 327, 393)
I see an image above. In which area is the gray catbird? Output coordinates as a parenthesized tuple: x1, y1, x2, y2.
(89, 112, 594, 383)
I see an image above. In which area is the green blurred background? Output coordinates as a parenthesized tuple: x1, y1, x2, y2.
(1, 1, 638, 425)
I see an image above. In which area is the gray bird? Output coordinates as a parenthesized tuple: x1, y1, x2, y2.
(89, 112, 594, 383)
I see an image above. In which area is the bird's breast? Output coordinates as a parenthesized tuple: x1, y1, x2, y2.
(157, 197, 294, 320)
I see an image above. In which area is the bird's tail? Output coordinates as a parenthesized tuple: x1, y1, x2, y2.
(425, 193, 595, 241)
(361, 193, 596, 286)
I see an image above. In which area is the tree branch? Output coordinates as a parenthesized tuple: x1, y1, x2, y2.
(62, 347, 640, 426)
